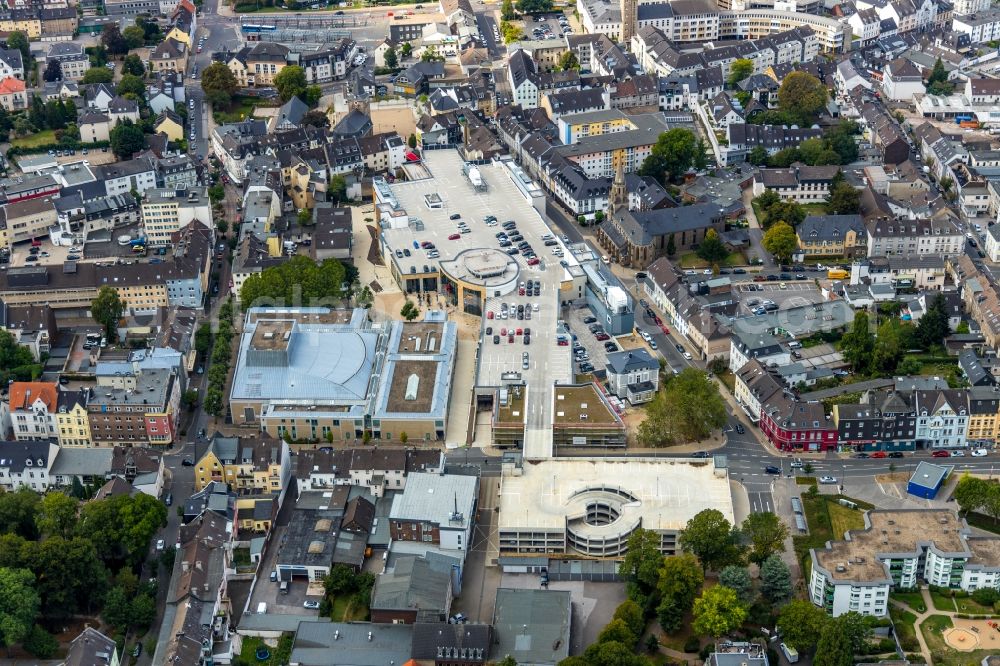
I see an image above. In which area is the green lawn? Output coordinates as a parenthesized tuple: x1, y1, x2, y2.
(331, 595, 368, 622)
(916, 614, 998, 666)
(929, 588, 956, 612)
(214, 96, 257, 124)
(677, 251, 745, 268)
(717, 370, 735, 394)
(800, 203, 829, 215)
(828, 501, 865, 540)
(964, 511, 1000, 536)
(238, 635, 293, 666)
(11, 129, 56, 149)
(891, 589, 926, 613)
(889, 606, 920, 653)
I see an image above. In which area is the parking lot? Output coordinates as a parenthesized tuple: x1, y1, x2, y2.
(378, 152, 576, 458)
(525, 12, 575, 40)
(561, 303, 651, 378)
(731, 279, 826, 316)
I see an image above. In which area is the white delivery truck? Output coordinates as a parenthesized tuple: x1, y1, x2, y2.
(780, 643, 799, 663)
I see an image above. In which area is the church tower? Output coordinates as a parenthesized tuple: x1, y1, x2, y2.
(620, 0, 637, 45)
(609, 159, 627, 215)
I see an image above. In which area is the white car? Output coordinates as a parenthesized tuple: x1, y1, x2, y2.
(972, 448, 989, 457)
(819, 476, 837, 484)
(951, 450, 966, 457)
(156, 539, 165, 551)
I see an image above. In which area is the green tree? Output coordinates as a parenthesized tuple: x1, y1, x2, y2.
(612, 600, 645, 639)
(841, 311, 874, 375)
(718, 566, 753, 604)
(0, 568, 39, 650)
(82, 67, 114, 84)
(122, 53, 145, 76)
(697, 228, 728, 263)
(515, 0, 553, 12)
(778, 71, 828, 123)
(117, 73, 146, 98)
(131, 593, 157, 629)
(636, 368, 726, 446)
(500, 20, 524, 44)
(400, 300, 420, 321)
(420, 46, 445, 62)
(760, 554, 793, 603)
(77, 493, 168, 568)
(401, 42, 413, 58)
(42, 59, 62, 83)
(825, 181, 860, 215)
(557, 50, 580, 71)
(91, 286, 125, 341)
(122, 24, 145, 50)
(239, 256, 347, 310)
(727, 58, 754, 88)
(619, 528, 663, 602)
(181, 390, 199, 409)
(798, 137, 827, 166)
(762, 200, 806, 229)
(329, 174, 348, 203)
(6, 32, 28, 62)
(297, 209, 312, 226)
(501, 0, 516, 19)
(598, 618, 637, 647)
(666, 233, 676, 256)
(109, 119, 145, 159)
(917, 292, 950, 349)
(748, 146, 769, 165)
(777, 599, 829, 653)
(384, 44, 398, 70)
(0, 488, 41, 539)
(761, 221, 797, 264)
(954, 474, 992, 514)
(655, 553, 703, 633)
(203, 386, 224, 417)
(691, 586, 747, 638)
(638, 128, 698, 184)
(814, 613, 870, 666)
(871, 318, 904, 376)
(274, 65, 307, 102)
(741, 512, 788, 566)
(101, 585, 131, 631)
(101, 23, 128, 55)
(679, 509, 741, 572)
(826, 120, 860, 163)
(497, 657, 518, 666)
(208, 184, 225, 203)
(201, 62, 238, 108)
(925, 57, 954, 96)
(408, 133, 418, 150)
(32, 537, 107, 619)
(35, 492, 78, 539)
(22, 624, 57, 658)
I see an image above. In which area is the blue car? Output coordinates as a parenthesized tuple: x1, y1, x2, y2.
(412, 240, 419, 249)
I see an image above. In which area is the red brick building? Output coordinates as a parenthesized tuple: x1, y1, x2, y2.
(759, 396, 839, 452)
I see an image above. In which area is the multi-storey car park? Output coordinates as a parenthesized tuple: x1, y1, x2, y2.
(497, 457, 734, 557)
(375, 150, 601, 459)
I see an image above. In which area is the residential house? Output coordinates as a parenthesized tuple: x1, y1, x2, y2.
(153, 110, 184, 142)
(9, 381, 58, 441)
(44, 41, 88, 80)
(149, 38, 187, 74)
(882, 57, 924, 101)
(759, 396, 839, 452)
(752, 165, 840, 204)
(79, 112, 112, 143)
(605, 349, 659, 404)
(0, 439, 57, 491)
(56, 388, 92, 447)
(63, 627, 120, 666)
(0, 76, 26, 111)
(796, 214, 867, 258)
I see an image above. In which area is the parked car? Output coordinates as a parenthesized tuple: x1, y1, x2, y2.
(888, 451, 905, 458)
(304, 600, 321, 609)
(735, 423, 745, 434)
(932, 450, 951, 458)
(819, 476, 838, 484)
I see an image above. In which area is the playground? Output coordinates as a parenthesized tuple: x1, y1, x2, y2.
(943, 619, 1000, 652)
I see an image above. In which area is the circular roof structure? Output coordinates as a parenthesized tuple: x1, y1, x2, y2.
(440, 248, 519, 289)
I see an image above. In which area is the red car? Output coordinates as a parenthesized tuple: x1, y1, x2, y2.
(508, 334, 514, 343)
(518, 287, 525, 295)
(932, 450, 951, 458)
(527, 257, 540, 266)
(653, 315, 662, 325)
(500, 327, 507, 336)
(487, 311, 494, 320)
(448, 234, 460, 240)
(420, 241, 432, 248)
(516, 328, 522, 335)
(557, 338, 569, 346)
(595, 333, 610, 341)
(870, 451, 887, 459)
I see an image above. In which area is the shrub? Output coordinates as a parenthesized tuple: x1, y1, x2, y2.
(973, 588, 1000, 606)
(684, 636, 701, 653)
(699, 644, 714, 660)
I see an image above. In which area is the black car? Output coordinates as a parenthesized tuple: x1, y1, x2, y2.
(675, 343, 684, 353)
(524, 335, 530, 345)
(854, 452, 869, 459)
(486, 327, 492, 335)
(579, 362, 594, 372)
(779, 273, 792, 280)
(604, 342, 618, 352)
(403, 248, 411, 257)
(733, 268, 747, 274)
(450, 213, 461, 220)
(506, 248, 520, 255)
(493, 335, 500, 344)
(764, 465, 780, 475)
(181, 458, 195, 466)
(583, 316, 597, 324)
(888, 451, 905, 458)
(690, 451, 710, 458)
(767, 274, 779, 281)
(735, 423, 745, 434)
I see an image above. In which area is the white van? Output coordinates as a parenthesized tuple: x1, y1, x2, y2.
(257, 602, 267, 614)
(780, 643, 799, 663)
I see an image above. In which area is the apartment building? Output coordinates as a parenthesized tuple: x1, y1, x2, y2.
(56, 388, 92, 448)
(810, 510, 1000, 617)
(752, 166, 841, 204)
(866, 218, 964, 258)
(9, 381, 58, 441)
(141, 187, 212, 247)
(86, 367, 179, 446)
(193, 434, 290, 497)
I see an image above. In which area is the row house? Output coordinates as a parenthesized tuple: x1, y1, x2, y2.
(759, 396, 839, 452)
(949, 255, 1000, 348)
(294, 446, 443, 497)
(865, 217, 964, 258)
(723, 123, 824, 165)
(733, 358, 784, 423)
(193, 434, 291, 501)
(915, 389, 970, 449)
(0, 440, 57, 491)
(9, 381, 58, 441)
(832, 389, 918, 451)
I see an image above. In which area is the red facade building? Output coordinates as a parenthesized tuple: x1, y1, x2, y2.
(759, 396, 839, 452)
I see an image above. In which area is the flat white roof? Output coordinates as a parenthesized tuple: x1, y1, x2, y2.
(499, 458, 734, 533)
